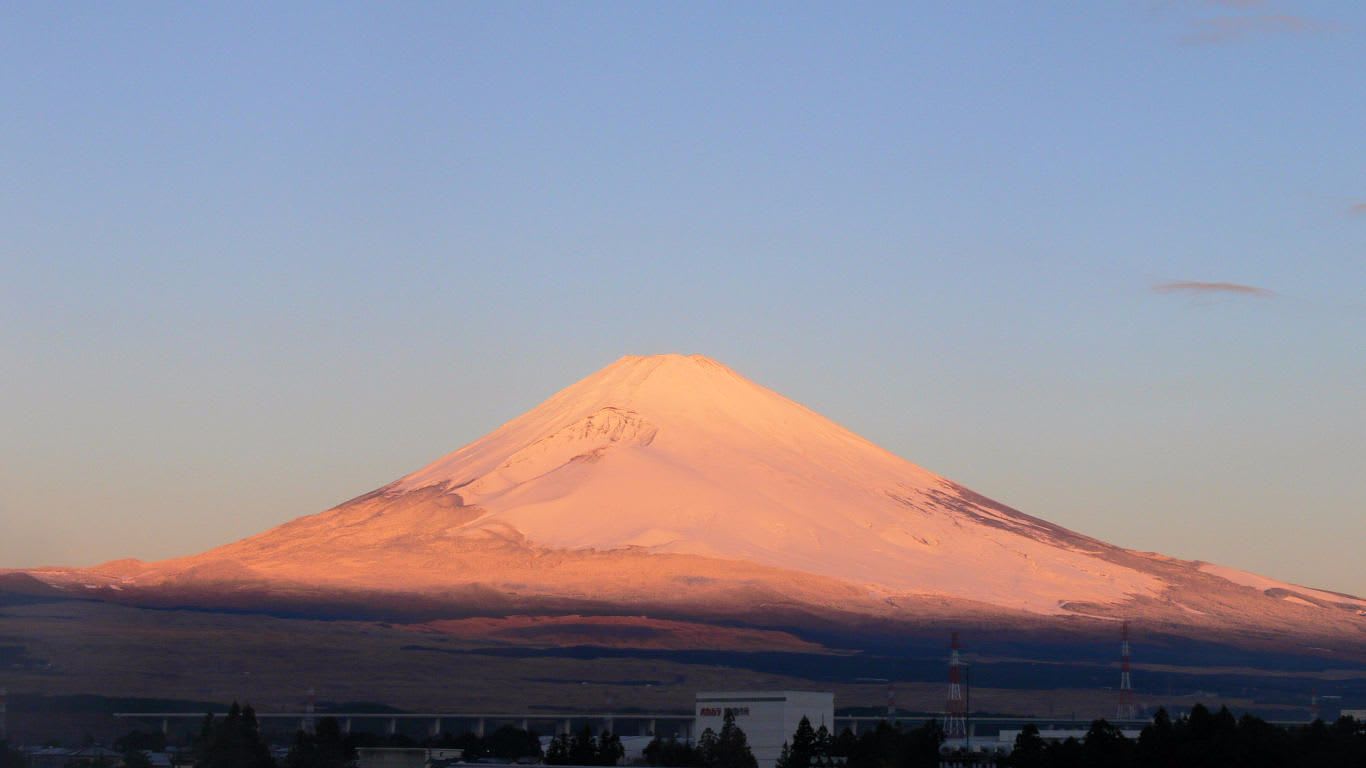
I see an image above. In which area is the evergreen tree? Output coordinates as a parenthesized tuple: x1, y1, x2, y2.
(544, 726, 622, 766)
(777, 717, 816, 768)
(775, 744, 792, 768)
(830, 727, 858, 762)
(1135, 707, 1174, 768)
(192, 702, 274, 768)
(545, 734, 571, 766)
(811, 725, 832, 768)
(1008, 724, 1046, 768)
(706, 713, 757, 768)
(830, 720, 942, 768)
(695, 729, 718, 766)
(643, 736, 702, 767)
(1080, 719, 1133, 768)
(1045, 737, 1082, 768)
(1241, 713, 1290, 768)
(597, 731, 624, 766)
(285, 718, 349, 768)
(902, 720, 944, 768)
(486, 725, 542, 761)
(777, 717, 838, 768)
(568, 725, 599, 765)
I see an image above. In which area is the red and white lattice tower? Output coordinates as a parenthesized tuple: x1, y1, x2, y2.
(1310, 689, 1320, 723)
(887, 681, 896, 721)
(305, 687, 317, 733)
(945, 632, 966, 739)
(1118, 620, 1134, 720)
(1, 686, 7, 742)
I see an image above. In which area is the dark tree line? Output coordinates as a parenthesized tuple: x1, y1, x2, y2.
(116, 729, 168, 768)
(642, 737, 700, 768)
(1002, 706, 1365, 768)
(110, 700, 1366, 768)
(823, 720, 943, 768)
(428, 724, 543, 761)
(647, 715, 941, 768)
(759, 717, 945, 768)
(316, 721, 543, 764)
(188, 708, 547, 768)
(756, 706, 1364, 768)
(544, 725, 624, 766)
(643, 711, 757, 768)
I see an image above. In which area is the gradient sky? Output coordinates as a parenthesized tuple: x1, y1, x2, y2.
(3, 2, 1363, 595)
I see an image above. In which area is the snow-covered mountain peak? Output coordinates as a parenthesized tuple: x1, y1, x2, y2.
(84, 354, 1364, 628)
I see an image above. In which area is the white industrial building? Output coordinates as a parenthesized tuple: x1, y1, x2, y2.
(694, 691, 834, 768)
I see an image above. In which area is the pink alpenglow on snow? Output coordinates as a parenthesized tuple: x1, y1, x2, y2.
(37, 354, 1366, 637)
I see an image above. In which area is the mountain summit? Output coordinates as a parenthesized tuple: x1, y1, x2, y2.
(57, 354, 1366, 635)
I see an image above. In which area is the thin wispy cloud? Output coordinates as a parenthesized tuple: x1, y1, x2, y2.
(1349, 202, 1366, 216)
(1181, 14, 1324, 45)
(1153, 281, 1275, 298)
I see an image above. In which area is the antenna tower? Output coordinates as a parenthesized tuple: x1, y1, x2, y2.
(945, 632, 966, 740)
(1118, 620, 1135, 719)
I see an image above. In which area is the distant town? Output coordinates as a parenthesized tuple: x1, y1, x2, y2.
(5, 632, 1364, 768)
(3, 685, 1362, 768)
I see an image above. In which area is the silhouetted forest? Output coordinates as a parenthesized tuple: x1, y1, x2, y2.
(735, 706, 1366, 768)
(58, 702, 1366, 768)
(642, 711, 757, 768)
(996, 706, 1365, 768)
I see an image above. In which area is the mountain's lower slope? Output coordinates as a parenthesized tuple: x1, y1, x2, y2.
(23, 354, 1366, 646)
(4, 587, 1360, 744)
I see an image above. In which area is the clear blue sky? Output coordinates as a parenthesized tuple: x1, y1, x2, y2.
(3, 2, 1363, 595)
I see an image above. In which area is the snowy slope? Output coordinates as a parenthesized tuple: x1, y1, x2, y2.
(52, 354, 1366, 630)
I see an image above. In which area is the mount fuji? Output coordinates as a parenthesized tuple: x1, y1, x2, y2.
(24, 354, 1363, 649)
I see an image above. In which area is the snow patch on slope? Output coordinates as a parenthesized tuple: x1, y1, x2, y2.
(460, 407, 657, 501)
(1197, 563, 1366, 609)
